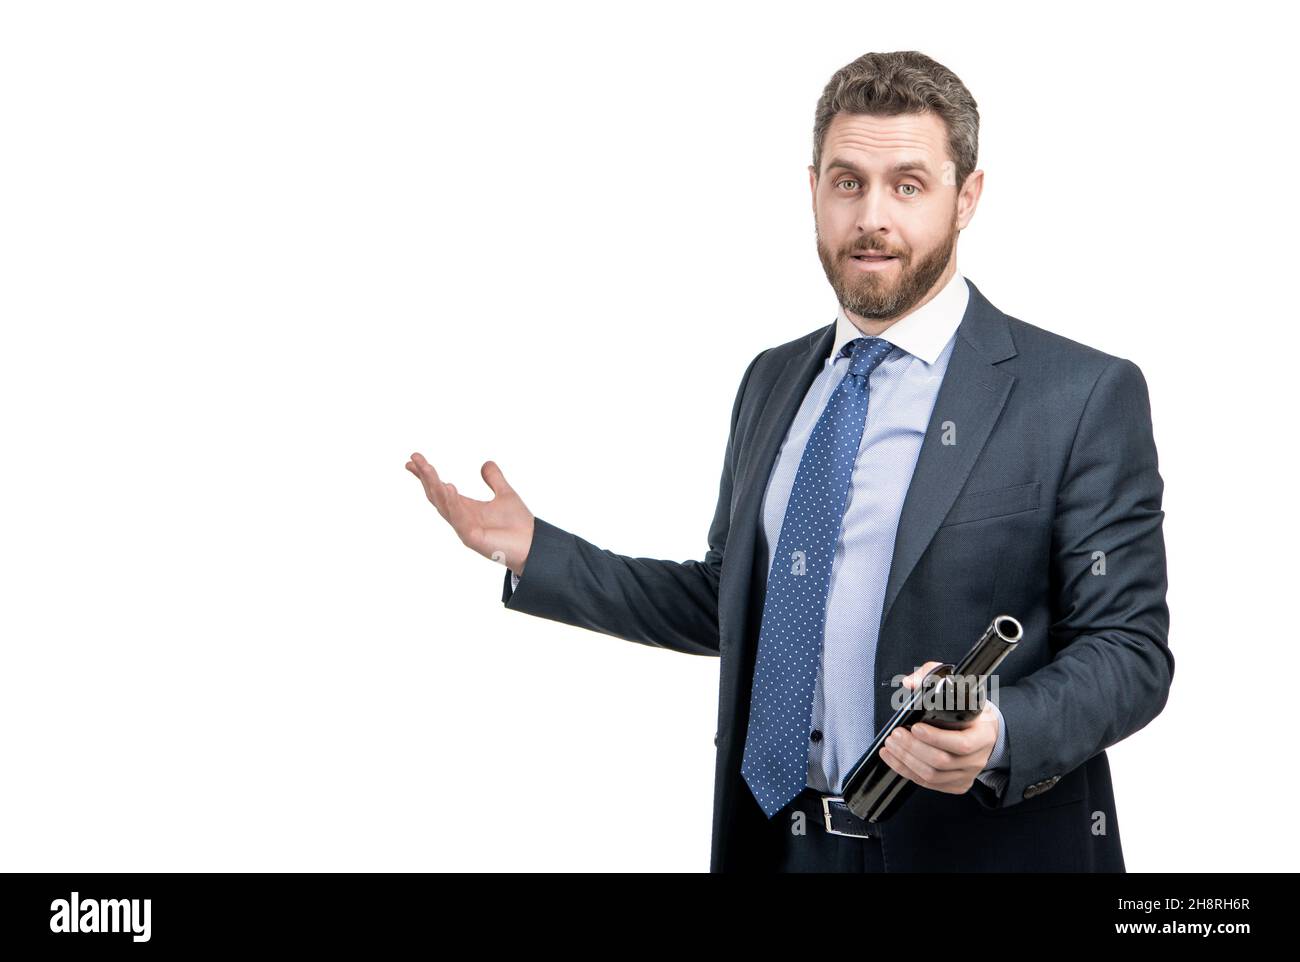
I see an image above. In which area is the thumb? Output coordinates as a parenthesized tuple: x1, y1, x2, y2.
(480, 460, 514, 498)
(903, 660, 943, 690)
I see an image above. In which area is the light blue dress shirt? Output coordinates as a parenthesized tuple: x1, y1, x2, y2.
(510, 268, 1009, 798)
(755, 269, 1008, 797)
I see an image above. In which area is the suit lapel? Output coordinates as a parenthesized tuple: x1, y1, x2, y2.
(880, 280, 1018, 626)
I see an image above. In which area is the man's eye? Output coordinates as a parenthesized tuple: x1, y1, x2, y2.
(837, 179, 859, 191)
(899, 184, 920, 197)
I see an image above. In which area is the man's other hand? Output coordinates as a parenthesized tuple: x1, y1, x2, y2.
(405, 452, 535, 577)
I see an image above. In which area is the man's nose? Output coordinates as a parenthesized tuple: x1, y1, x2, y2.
(853, 184, 893, 235)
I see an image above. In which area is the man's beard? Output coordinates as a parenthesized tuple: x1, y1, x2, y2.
(816, 210, 958, 321)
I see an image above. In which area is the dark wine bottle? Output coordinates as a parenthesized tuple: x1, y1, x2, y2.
(840, 614, 1022, 822)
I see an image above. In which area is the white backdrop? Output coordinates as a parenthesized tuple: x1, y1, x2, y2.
(2, 0, 1293, 872)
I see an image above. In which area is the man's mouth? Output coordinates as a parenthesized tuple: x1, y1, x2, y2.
(849, 252, 899, 270)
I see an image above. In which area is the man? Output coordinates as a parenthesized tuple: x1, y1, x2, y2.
(405, 50, 1171, 872)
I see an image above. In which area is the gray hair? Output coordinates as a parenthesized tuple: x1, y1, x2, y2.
(812, 51, 979, 191)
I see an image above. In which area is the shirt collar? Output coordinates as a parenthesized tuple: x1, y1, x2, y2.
(830, 269, 970, 366)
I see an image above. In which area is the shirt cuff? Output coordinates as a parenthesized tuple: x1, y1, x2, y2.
(975, 767, 1009, 797)
(974, 699, 1010, 796)
(983, 698, 1009, 770)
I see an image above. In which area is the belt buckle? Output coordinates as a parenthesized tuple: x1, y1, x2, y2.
(820, 795, 873, 838)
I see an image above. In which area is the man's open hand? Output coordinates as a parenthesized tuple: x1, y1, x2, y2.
(405, 453, 535, 577)
(878, 660, 1000, 794)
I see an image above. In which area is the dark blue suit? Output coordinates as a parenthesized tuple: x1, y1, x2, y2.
(503, 277, 1171, 872)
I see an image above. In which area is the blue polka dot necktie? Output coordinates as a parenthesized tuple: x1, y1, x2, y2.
(740, 335, 895, 818)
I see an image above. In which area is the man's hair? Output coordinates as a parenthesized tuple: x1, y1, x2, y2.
(812, 51, 979, 191)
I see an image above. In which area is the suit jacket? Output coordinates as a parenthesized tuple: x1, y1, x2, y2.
(501, 277, 1172, 872)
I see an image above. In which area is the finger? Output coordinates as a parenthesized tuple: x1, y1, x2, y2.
(441, 481, 463, 523)
(894, 748, 969, 793)
(409, 453, 442, 489)
(880, 745, 928, 787)
(909, 721, 976, 756)
(888, 728, 957, 775)
(883, 742, 963, 792)
(912, 701, 996, 755)
(409, 454, 452, 516)
(480, 460, 513, 498)
(901, 660, 943, 690)
(901, 660, 941, 688)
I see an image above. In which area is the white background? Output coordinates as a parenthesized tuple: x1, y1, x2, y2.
(2, 1, 1294, 872)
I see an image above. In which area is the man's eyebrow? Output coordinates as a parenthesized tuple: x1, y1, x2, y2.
(825, 157, 934, 177)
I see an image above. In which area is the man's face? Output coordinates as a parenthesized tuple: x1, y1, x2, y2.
(811, 110, 981, 321)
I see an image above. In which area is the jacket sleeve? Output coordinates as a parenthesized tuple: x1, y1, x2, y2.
(979, 356, 1173, 808)
(499, 349, 769, 657)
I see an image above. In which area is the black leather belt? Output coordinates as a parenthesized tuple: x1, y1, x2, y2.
(818, 794, 879, 839)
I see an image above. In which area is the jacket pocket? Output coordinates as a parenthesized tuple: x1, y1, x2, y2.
(940, 480, 1041, 528)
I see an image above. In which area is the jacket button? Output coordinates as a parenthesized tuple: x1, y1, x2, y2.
(809, 729, 823, 743)
(713, 732, 718, 746)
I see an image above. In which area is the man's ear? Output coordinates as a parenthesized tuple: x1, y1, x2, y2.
(957, 168, 984, 229)
(808, 164, 818, 213)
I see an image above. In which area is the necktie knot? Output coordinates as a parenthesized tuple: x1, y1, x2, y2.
(842, 336, 894, 379)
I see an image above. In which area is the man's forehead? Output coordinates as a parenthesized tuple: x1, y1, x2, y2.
(822, 112, 947, 166)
